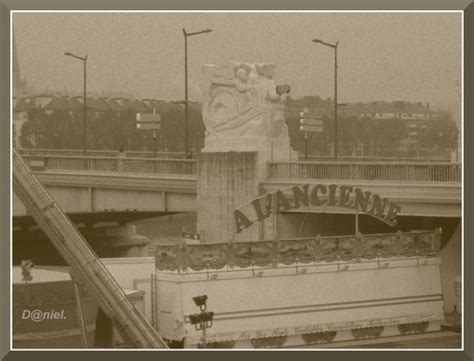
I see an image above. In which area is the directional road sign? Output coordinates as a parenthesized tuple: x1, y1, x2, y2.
(300, 108, 323, 133)
(299, 111, 322, 120)
(137, 113, 161, 122)
(300, 125, 323, 133)
(136, 113, 161, 130)
(300, 118, 323, 126)
(182, 231, 200, 241)
(137, 123, 160, 130)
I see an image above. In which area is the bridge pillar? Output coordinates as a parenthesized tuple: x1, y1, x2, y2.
(86, 224, 149, 258)
(197, 62, 296, 244)
(197, 152, 262, 243)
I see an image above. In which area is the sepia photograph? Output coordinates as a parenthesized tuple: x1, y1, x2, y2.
(5, 6, 466, 353)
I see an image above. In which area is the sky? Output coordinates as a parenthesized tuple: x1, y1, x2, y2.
(13, 12, 462, 116)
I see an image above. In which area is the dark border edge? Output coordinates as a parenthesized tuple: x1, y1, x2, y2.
(1, 1, 472, 361)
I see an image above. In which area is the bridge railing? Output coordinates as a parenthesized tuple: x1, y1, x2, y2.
(18, 148, 187, 159)
(268, 161, 462, 182)
(21, 149, 452, 163)
(23, 154, 197, 175)
(299, 155, 451, 163)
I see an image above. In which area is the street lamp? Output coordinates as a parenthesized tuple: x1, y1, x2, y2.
(188, 295, 214, 348)
(313, 38, 339, 160)
(64, 51, 88, 155)
(182, 28, 212, 156)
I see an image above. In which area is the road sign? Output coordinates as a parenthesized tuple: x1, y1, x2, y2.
(136, 123, 160, 130)
(300, 125, 323, 133)
(299, 107, 324, 159)
(300, 118, 323, 126)
(136, 113, 161, 123)
(182, 231, 200, 241)
(136, 112, 161, 157)
(299, 107, 323, 118)
(300, 107, 323, 133)
(299, 111, 322, 120)
(136, 113, 161, 130)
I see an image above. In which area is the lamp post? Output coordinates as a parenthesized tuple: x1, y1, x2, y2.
(188, 295, 214, 348)
(64, 51, 88, 155)
(182, 28, 212, 156)
(313, 38, 339, 160)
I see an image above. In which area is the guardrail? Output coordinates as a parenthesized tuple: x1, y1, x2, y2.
(20, 149, 452, 163)
(21, 153, 461, 182)
(299, 155, 451, 163)
(18, 148, 187, 159)
(23, 154, 197, 175)
(268, 161, 461, 182)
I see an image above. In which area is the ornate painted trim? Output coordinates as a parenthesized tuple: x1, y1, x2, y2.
(302, 330, 337, 345)
(351, 326, 385, 339)
(397, 321, 430, 335)
(155, 229, 441, 271)
(250, 335, 287, 348)
(162, 337, 184, 349)
(197, 340, 236, 349)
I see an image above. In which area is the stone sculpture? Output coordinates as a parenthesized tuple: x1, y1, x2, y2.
(201, 62, 291, 154)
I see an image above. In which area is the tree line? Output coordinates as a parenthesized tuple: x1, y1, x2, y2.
(19, 102, 458, 158)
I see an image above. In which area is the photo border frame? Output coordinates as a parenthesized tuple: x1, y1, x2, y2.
(1, 1, 472, 360)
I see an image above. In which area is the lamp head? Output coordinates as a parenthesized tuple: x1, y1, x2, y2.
(189, 311, 214, 326)
(189, 313, 202, 326)
(203, 29, 213, 33)
(192, 295, 208, 308)
(312, 39, 322, 43)
(64, 52, 72, 56)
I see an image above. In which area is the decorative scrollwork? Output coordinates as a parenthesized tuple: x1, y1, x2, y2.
(187, 244, 227, 271)
(351, 326, 384, 339)
(397, 321, 430, 335)
(320, 239, 338, 263)
(197, 340, 236, 349)
(155, 245, 178, 271)
(154, 230, 441, 272)
(232, 242, 274, 267)
(302, 330, 337, 344)
(250, 335, 287, 348)
(338, 237, 356, 261)
(278, 239, 314, 264)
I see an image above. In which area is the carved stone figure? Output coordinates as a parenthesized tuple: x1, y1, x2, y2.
(201, 62, 292, 155)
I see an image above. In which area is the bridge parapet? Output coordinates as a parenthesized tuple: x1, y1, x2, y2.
(301, 155, 451, 163)
(22, 154, 197, 175)
(268, 161, 461, 183)
(18, 148, 187, 159)
(20, 153, 462, 184)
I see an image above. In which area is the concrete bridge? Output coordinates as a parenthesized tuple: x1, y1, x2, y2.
(13, 152, 462, 227)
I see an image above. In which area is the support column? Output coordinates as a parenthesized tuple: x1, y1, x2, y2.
(197, 152, 262, 243)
